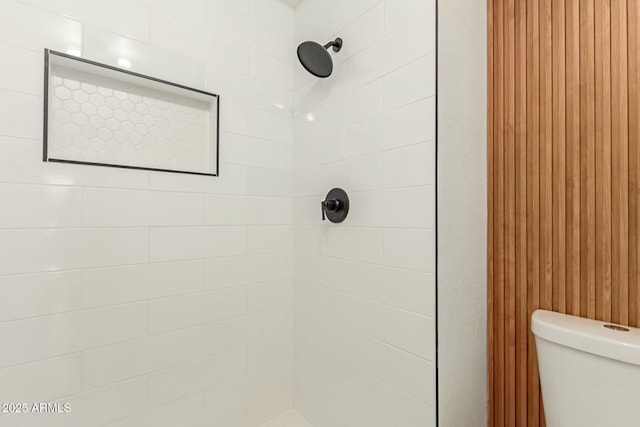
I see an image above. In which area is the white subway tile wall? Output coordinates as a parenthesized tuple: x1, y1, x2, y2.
(293, 1, 436, 427)
(0, 0, 436, 425)
(0, 1, 294, 427)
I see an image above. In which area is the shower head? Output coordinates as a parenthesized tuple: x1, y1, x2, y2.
(297, 38, 343, 78)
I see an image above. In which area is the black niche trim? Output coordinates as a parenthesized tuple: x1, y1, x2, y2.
(46, 158, 218, 177)
(42, 49, 220, 177)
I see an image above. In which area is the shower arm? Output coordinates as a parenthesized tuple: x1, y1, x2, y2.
(323, 38, 343, 52)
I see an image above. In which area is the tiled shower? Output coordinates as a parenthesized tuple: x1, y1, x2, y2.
(0, 0, 482, 426)
(292, 0, 436, 425)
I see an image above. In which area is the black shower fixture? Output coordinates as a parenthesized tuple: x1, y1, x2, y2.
(321, 188, 349, 223)
(297, 38, 343, 78)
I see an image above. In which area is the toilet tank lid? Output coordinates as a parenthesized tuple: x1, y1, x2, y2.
(532, 310, 640, 366)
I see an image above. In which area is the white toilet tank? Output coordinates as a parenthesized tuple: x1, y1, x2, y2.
(532, 310, 640, 427)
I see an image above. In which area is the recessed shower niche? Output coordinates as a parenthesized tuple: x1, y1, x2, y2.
(44, 50, 219, 176)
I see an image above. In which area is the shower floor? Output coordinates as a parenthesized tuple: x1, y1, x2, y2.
(260, 410, 313, 427)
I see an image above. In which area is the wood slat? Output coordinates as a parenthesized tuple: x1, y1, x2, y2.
(594, 0, 613, 322)
(552, 0, 567, 315)
(494, 0, 506, 423)
(539, 0, 553, 316)
(489, 0, 639, 424)
(487, 0, 495, 424)
(581, 0, 597, 320)
(629, 0, 640, 329)
(611, 0, 629, 326)
(565, 0, 580, 317)
(525, 0, 541, 424)
(515, 0, 528, 424)
(504, 0, 517, 424)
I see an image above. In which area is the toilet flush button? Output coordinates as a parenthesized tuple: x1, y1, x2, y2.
(603, 324, 630, 332)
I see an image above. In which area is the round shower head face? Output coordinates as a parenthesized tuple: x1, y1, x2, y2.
(297, 41, 334, 78)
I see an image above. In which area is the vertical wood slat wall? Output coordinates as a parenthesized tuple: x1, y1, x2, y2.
(488, 0, 640, 425)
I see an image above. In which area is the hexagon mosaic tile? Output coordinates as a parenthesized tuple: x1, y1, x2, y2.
(48, 65, 217, 174)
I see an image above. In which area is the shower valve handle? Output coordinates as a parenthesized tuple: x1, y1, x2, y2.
(321, 199, 341, 221)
